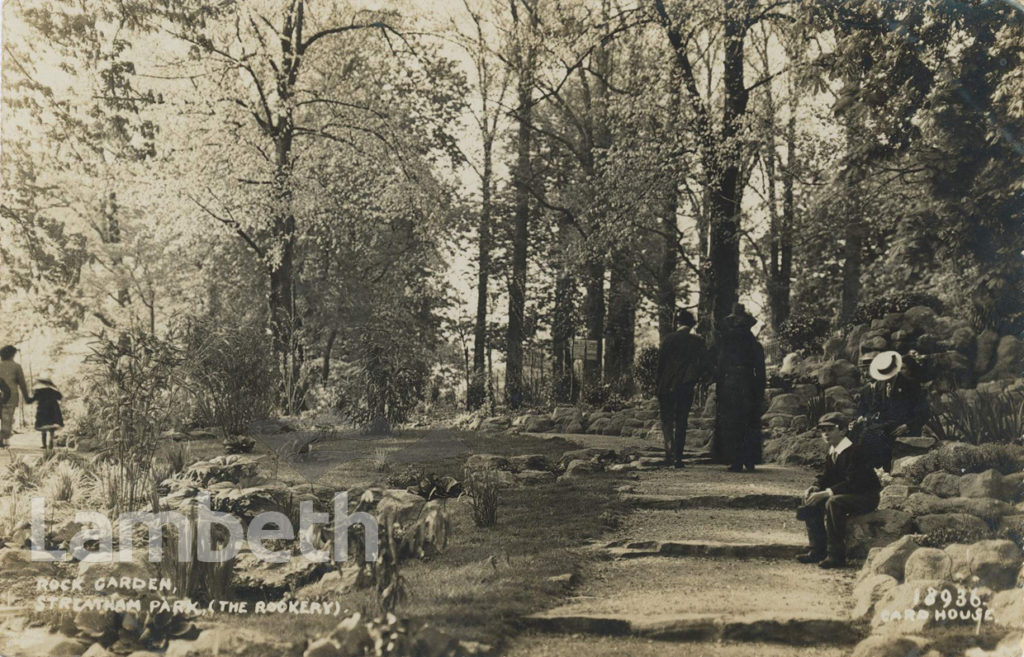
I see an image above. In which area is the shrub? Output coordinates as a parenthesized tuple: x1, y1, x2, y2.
(919, 525, 991, 548)
(900, 442, 1024, 484)
(804, 391, 835, 427)
(850, 292, 944, 326)
(464, 468, 500, 528)
(634, 346, 660, 398)
(339, 338, 430, 435)
(778, 311, 831, 353)
(182, 316, 276, 437)
(40, 460, 84, 503)
(927, 390, 1024, 445)
(85, 329, 181, 515)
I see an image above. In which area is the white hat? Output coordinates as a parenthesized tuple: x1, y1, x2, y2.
(869, 351, 903, 382)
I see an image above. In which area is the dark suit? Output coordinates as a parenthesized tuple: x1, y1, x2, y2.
(656, 327, 708, 463)
(802, 439, 881, 561)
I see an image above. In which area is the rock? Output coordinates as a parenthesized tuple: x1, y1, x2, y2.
(767, 415, 792, 429)
(894, 436, 936, 452)
(944, 543, 974, 582)
(546, 573, 579, 588)
(234, 553, 332, 597)
(848, 511, 918, 559)
(852, 573, 899, 619)
(921, 472, 962, 499)
(878, 484, 915, 510)
(688, 429, 712, 447)
(979, 335, 1024, 382)
(586, 417, 612, 434)
(818, 360, 859, 389)
(0, 544, 57, 577)
(560, 459, 602, 479)
(523, 415, 554, 433)
(509, 454, 553, 472)
(562, 419, 585, 434)
(904, 547, 952, 581)
(861, 336, 889, 352)
(767, 393, 803, 415)
(872, 580, 963, 631)
(464, 454, 511, 472)
(304, 637, 341, 657)
(959, 470, 1005, 500)
(558, 448, 615, 469)
(551, 406, 582, 423)
(857, 534, 921, 582)
(989, 589, 1024, 628)
(788, 416, 809, 433)
(892, 455, 926, 479)
(930, 350, 973, 386)
(914, 333, 938, 353)
(916, 513, 991, 539)
(975, 329, 1001, 374)
(967, 540, 1021, 590)
(792, 383, 819, 402)
(167, 628, 294, 657)
(824, 385, 854, 406)
(996, 514, 1024, 537)
(515, 470, 556, 485)
(902, 306, 938, 333)
(635, 409, 658, 421)
(1001, 472, 1024, 502)
(851, 634, 929, 657)
(762, 430, 827, 469)
(604, 416, 626, 436)
(82, 644, 117, 657)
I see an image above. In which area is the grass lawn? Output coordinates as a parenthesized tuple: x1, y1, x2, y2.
(173, 427, 632, 653)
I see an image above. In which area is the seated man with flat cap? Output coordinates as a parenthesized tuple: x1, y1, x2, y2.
(796, 411, 881, 569)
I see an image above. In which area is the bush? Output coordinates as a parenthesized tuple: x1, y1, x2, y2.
(464, 468, 500, 528)
(804, 391, 836, 426)
(900, 442, 1024, 484)
(919, 525, 991, 548)
(86, 329, 181, 515)
(182, 316, 276, 437)
(850, 292, 944, 326)
(927, 390, 1024, 445)
(634, 346, 660, 398)
(778, 311, 831, 353)
(340, 338, 430, 435)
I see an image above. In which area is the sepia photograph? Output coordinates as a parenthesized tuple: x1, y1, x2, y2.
(1, 0, 1022, 655)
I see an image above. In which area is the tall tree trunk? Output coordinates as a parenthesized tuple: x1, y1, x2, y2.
(582, 262, 605, 386)
(470, 141, 493, 409)
(551, 214, 575, 400)
(605, 256, 638, 390)
(269, 129, 300, 410)
(707, 0, 750, 330)
(840, 211, 863, 325)
(657, 184, 678, 338)
(505, 52, 533, 409)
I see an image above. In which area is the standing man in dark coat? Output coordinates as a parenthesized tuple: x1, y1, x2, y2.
(797, 412, 881, 569)
(853, 350, 930, 472)
(713, 304, 766, 472)
(656, 309, 709, 468)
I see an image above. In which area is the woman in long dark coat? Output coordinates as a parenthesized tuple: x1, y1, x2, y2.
(712, 304, 766, 472)
(31, 376, 64, 450)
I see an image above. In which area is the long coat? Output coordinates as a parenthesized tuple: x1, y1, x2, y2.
(656, 327, 709, 395)
(33, 388, 64, 429)
(712, 317, 766, 465)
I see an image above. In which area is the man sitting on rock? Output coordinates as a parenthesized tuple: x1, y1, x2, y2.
(796, 412, 881, 569)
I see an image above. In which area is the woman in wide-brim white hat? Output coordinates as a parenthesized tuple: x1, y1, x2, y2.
(868, 351, 903, 382)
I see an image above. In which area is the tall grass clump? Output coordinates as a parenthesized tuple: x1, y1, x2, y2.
(928, 390, 1024, 445)
(464, 468, 500, 528)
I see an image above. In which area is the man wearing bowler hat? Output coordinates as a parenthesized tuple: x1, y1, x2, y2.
(796, 412, 881, 569)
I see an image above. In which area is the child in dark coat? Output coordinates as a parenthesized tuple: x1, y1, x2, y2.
(31, 376, 64, 450)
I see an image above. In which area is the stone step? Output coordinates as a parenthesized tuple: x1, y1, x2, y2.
(603, 540, 804, 560)
(522, 612, 864, 646)
(623, 492, 802, 510)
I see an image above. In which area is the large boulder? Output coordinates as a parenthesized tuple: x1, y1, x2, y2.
(967, 540, 1021, 590)
(586, 417, 612, 435)
(979, 335, 1024, 382)
(901, 306, 938, 334)
(818, 360, 859, 389)
(872, 580, 974, 631)
(523, 415, 554, 433)
(766, 393, 803, 415)
(558, 448, 616, 469)
(0, 548, 60, 578)
(824, 385, 855, 407)
(878, 484, 915, 510)
(509, 454, 553, 472)
(989, 589, 1024, 628)
(762, 430, 827, 469)
(916, 513, 991, 540)
(959, 470, 1005, 500)
(903, 547, 952, 582)
(975, 329, 1001, 375)
(464, 454, 511, 472)
(857, 535, 921, 582)
(560, 459, 602, 479)
(848, 511, 918, 559)
(901, 493, 1010, 523)
(551, 406, 582, 423)
(943, 543, 974, 583)
(1001, 472, 1024, 502)
(853, 574, 899, 619)
(921, 473, 961, 499)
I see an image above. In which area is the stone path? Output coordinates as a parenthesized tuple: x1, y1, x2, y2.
(509, 438, 868, 655)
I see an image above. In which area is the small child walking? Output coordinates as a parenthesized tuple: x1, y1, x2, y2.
(32, 375, 64, 450)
